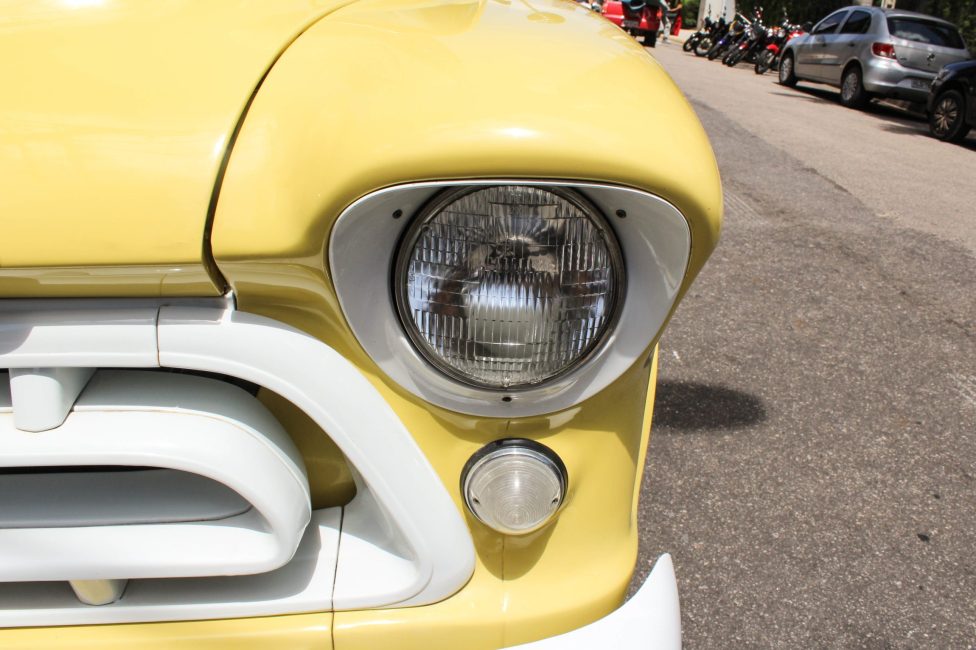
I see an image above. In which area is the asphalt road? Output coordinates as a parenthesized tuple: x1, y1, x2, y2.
(631, 41, 976, 648)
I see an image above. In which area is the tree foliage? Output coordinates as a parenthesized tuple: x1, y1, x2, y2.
(897, 0, 976, 49)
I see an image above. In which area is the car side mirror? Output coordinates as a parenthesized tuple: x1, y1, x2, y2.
(802, 21, 812, 32)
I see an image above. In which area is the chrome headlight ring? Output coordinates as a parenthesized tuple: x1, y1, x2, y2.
(330, 180, 691, 418)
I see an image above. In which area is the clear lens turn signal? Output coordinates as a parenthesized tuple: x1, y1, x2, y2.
(461, 439, 568, 535)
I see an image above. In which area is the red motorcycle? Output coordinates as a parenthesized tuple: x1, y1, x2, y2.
(601, 0, 662, 47)
(754, 21, 804, 74)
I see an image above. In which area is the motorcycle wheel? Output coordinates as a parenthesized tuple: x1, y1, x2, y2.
(706, 43, 723, 60)
(682, 35, 698, 52)
(724, 50, 742, 66)
(754, 50, 772, 74)
(694, 37, 712, 57)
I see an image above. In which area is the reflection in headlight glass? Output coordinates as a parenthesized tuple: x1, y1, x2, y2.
(398, 186, 620, 389)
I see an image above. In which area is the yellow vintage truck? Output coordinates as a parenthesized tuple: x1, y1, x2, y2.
(0, 1, 721, 647)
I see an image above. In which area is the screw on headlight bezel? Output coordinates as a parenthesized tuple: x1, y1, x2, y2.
(392, 184, 625, 392)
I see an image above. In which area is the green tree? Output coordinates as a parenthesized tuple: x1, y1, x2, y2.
(682, 0, 700, 27)
(898, 0, 976, 50)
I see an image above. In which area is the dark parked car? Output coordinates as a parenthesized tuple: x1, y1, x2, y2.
(779, 6, 971, 109)
(928, 60, 976, 142)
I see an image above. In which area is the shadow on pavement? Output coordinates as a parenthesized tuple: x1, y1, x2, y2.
(652, 381, 767, 432)
(881, 125, 976, 151)
(878, 121, 930, 137)
(776, 86, 926, 119)
(773, 85, 839, 105)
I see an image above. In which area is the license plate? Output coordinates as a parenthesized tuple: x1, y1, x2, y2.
(622, 19, 638, 28)
(910, 79, 929, 90)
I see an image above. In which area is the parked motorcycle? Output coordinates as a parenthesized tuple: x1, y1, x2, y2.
(754, 21, 805, 74)
(705, 13, 750, 61)
(693, 15, 730, 57)
(683, 15, 715, 52)
(724, 19, 770, 67)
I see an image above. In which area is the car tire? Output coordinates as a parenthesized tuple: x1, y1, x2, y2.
(778, 52, 797, 87)
(839, 65, 869, 109)
(929, 89, 971, 143)
(645, 31, 657, 47)
(694, 36, 712, 57)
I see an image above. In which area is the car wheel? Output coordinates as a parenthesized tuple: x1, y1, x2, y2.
(778, 53, 796, 87)
(645, 31, 657, 47)
(839, 65, 869, 109)
(929, 89, 971, 143)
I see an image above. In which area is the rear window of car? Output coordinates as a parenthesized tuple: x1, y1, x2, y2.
(886, 17, 965, 49)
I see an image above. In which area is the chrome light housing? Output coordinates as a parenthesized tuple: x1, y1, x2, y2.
(329, 180, 691, 417)
(394, 186, 623, 389)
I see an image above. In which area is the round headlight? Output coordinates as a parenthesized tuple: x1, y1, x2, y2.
(395, 186, 622, 389)
(461, 439, 568, 535)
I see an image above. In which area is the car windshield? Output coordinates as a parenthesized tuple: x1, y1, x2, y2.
(886, 17, 965, 49)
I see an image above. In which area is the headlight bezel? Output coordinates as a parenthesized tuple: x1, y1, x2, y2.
(329, 180, 691, 417)
(392, 185, 626, 391)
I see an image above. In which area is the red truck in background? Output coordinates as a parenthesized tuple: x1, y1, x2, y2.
(601, 0, 662, 47)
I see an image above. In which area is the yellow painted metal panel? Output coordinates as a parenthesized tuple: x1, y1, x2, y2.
(203, 1, 718, 643)
(211, 0, 721, 296)
(333, 351, 659, 649)
(0, 613, 332, 649)
(0, 265, 216, 298)
(172, 276, 657, 648)
(0, 0, 350, 295)
(0, 0, 717, 645)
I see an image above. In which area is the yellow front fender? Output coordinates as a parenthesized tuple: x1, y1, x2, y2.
(0, 1, 721, 647)
(212, 0, 721, 279)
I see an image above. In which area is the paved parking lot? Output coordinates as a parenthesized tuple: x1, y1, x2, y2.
(632, 41, 976, 648)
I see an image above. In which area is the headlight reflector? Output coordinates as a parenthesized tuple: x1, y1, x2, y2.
(395, 186, 622, 389)
(461, 439, 567, 535)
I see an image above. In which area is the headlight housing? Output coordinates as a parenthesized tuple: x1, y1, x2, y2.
(330, 180, 691, 417)
(394, 186, 623, 390)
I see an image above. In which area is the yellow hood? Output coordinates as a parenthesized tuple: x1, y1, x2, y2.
(0, 0, 346, 296)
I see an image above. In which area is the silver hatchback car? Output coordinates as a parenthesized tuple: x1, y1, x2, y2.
(778, 6, 971, 108)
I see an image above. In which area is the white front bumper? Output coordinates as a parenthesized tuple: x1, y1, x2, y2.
(506, 554, 681, 650)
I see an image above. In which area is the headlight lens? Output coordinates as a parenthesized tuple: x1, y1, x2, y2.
(395, 186, 622, 389)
